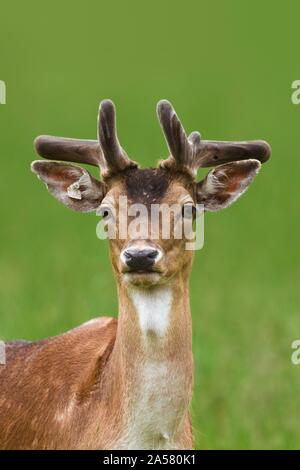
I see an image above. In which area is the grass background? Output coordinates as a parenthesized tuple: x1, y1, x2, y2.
(0, 0, 299, 449)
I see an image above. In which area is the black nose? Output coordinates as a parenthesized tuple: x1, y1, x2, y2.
(124, 249, 158, 271)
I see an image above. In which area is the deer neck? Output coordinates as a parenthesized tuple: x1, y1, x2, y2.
(116, 272, 193, 364)
(109, 271, 193, 449)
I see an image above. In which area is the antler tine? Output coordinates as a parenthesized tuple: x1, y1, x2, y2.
(98, 100, 138, 177)
(158, 100, 271, 178)
(34, 136, 102, 167)
(34, 100, 138, 179)
(157, 100, 191, 168)
(189, 137, 271, 171)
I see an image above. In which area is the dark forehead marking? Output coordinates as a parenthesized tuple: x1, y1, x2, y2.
(121, 167, 193, 205)
(123, 168, 171, 204)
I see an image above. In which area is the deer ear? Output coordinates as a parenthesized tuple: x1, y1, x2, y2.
(31, 161, 106, 212)
(196, 159, 261, 212)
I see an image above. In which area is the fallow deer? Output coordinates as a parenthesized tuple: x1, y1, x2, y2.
(0, 100, 271, 449)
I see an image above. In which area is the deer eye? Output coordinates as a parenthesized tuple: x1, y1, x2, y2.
(97, 206, 113, 220)
(182, 204, 196, 220)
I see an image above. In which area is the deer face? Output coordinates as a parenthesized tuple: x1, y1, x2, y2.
(32, 100, 271, 288)
(98, 168, 196, 287)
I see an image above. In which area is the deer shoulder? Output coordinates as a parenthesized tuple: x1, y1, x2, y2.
(0, 317, 117, 449)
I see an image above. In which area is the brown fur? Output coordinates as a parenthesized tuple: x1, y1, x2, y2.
(0, 169, 195, 450)
(0, 160, 263, 449)
(0, 319, 118, 449)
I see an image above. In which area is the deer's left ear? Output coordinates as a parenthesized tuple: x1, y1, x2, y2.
(196, 159, 261, 212)
(31, 160, 106, 212)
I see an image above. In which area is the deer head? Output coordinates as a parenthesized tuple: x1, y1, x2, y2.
(32, 100, 270, 288)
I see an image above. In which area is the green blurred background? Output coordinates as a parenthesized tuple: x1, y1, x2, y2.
(0, 0, 299, 450)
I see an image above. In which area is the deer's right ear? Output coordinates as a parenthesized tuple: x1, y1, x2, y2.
(31, 161, 106, 212)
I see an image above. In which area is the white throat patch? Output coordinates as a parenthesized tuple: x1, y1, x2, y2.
(129, 286, 173, 337)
